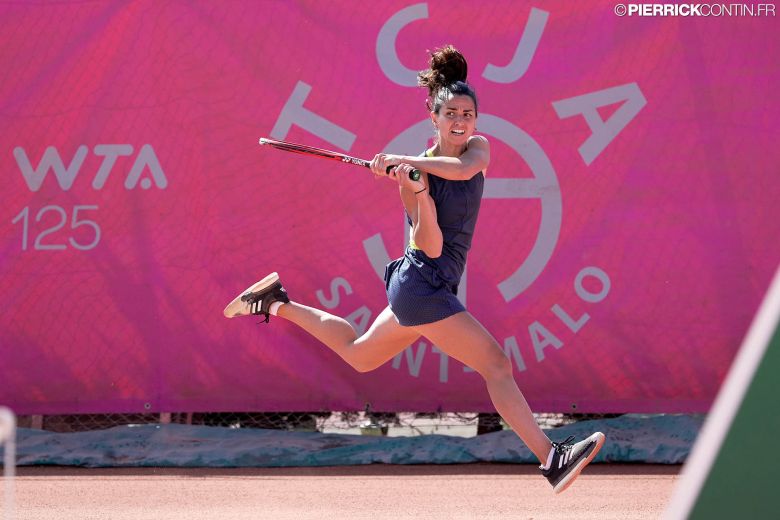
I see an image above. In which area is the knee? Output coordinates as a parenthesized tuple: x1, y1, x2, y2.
(351, 358, 379, 373)
(478, 351, 513, 381)
(343, 347, 380, 373)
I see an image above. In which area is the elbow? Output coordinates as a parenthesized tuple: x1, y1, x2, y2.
(415, 237, 443, 259)
(413, 226, 443, 258)
(424, 247, 442, 259)
(423, 239, 443, 259)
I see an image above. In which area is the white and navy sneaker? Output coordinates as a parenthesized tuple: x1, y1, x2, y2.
(541, 432, 605, 494)
(223, 272, 290, 322)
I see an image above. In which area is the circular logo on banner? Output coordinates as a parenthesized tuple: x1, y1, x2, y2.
(383, 116, 561, 303)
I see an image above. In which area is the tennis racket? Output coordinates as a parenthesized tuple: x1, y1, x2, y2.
(258, 137, 421, 181)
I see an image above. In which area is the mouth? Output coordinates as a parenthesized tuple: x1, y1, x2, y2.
(451, 129, 465, 136)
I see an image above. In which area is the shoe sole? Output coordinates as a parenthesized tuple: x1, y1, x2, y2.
(223, 272, 280, 318)
(553, 432, 605, 494)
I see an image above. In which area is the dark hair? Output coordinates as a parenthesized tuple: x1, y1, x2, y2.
(417, 45, 478, 115)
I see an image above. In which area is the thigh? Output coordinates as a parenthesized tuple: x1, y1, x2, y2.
(353, 305, 421, 357)
(411, 311, 508, 376)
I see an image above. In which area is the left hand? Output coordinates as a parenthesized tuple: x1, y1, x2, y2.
(392, 163, 426, 193)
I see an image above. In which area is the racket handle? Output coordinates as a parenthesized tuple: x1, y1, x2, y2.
(385, 166, 421, 181)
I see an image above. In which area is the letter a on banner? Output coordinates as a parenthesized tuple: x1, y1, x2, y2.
(552, 83, 646, 165)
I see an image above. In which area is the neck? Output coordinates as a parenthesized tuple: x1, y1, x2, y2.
(435, 139, 467, 157)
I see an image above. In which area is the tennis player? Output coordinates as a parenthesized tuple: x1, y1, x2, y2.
(225, 45, 604, 493)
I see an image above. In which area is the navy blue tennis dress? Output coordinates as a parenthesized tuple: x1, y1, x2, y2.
(383, 149, 485, 326)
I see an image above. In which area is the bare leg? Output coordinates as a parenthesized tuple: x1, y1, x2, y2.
(277, 303, 420, 372)
(412, 311, 552, 463)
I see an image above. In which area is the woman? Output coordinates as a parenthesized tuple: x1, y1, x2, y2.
(225, 45, 604, 493)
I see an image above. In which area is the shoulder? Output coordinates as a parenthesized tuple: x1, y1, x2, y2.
(468, 135, 489, 148)
(466, 135, 489, 177)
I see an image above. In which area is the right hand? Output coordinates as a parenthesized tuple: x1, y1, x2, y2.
(369, 153, 403, 179)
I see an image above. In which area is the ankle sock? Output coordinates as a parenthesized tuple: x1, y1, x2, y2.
(269, 301, 285, 316)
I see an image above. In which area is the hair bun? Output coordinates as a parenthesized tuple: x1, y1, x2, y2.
(418, 45, 468, 97)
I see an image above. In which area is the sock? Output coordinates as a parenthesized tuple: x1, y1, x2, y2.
(269, 301, 285, 316)
(540, 446, 555, 470)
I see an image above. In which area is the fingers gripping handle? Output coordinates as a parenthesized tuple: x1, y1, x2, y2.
(386, 166, 421, 181)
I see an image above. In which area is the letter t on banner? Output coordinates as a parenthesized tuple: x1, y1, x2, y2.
(271, 81, 356, 151)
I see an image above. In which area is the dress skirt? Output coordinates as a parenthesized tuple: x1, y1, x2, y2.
(383, 246, 466, 327)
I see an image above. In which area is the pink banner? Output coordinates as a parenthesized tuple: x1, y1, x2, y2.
(1, 1, 778, 414)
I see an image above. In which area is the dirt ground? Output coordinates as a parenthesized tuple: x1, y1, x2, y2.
(9, 464, 679, 520)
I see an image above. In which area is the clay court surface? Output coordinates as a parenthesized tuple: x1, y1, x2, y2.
(11, 464, 679, 519)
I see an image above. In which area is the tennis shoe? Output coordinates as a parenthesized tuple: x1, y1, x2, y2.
(223, 272, 290, 322)
(540, 432, 605, 494)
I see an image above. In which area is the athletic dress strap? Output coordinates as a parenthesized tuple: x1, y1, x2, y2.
(384, 149, 484, 326)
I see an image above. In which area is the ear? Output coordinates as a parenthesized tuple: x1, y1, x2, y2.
(430, 111, 438, 129)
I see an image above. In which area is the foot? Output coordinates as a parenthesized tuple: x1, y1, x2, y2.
(223, 272, 290, 321)
(540, 432, 605, 494)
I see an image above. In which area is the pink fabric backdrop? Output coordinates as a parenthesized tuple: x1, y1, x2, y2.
(1, 1, 778, 414)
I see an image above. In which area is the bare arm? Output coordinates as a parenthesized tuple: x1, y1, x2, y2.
(395, 167, 443, 258)
(385, 135, 490, 181)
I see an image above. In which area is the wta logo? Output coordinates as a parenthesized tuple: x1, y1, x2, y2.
(14, 144, 168, 191)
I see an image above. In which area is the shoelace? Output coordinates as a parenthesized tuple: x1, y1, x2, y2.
(552, 435, 576, 454)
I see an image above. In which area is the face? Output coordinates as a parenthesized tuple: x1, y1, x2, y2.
(432, 94, 477, 146)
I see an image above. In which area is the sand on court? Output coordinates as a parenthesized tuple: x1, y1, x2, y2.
(9, 464, 679, 520)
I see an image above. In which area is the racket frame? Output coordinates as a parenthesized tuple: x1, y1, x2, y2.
(259, 137, 420, 180)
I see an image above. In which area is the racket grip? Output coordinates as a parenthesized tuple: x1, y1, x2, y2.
(385, 166, 421, 181)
